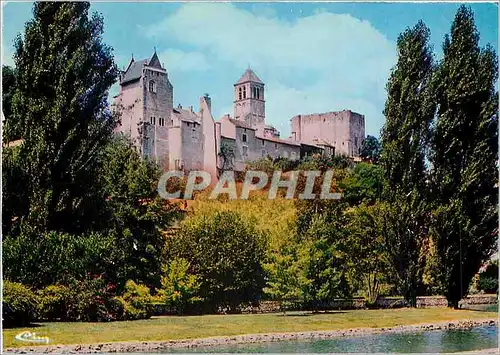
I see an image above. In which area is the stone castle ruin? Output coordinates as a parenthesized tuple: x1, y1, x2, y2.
(113, 51, 365, 176)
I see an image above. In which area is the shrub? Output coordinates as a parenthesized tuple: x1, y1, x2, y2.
(160, 258, 202, 315)
(118, 280, 153, 320)
(67, 276, 117, 322)
(3, 280, 38, 327)
(171, 211, 266, 313)
(477, 261, 499, 293)
(37, 284, 73, 321)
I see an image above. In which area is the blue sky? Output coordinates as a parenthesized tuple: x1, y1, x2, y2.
(2, 2, 498, 138)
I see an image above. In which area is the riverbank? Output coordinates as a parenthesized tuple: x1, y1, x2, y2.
(3, 308, 497, 353)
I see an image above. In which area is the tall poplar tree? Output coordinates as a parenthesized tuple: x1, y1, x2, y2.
(7, 2, 118, 234)
(430, 6, 498, 308)
(379, 21, 435, 306)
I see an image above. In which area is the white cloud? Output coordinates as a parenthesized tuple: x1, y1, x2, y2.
(2, 46, 14, 67)
(146, 3, 396, 137)
(158, 49, 210, 72)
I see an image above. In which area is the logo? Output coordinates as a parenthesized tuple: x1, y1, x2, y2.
(15, 331, 50, 344)
(158, 170, 343, 200)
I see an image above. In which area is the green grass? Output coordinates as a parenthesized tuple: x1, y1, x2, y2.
(3, 308, 496, 348)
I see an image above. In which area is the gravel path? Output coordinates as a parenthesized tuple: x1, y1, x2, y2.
(5, 318, 497, 354)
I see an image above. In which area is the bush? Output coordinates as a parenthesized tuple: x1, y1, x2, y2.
(118, 280, 153, 320)
(478, 261, 499, 294)
(3, 280, 38, 327)
(160, 258, 202, 315)
(67, 276, 118, 322)
(37, 284, 73, 321)
(171, 211, 266, 313)
(3, 231, 112, 288)
(478, 277, 498, 294)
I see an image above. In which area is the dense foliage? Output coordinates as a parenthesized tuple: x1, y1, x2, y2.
(3, 2, 496, 323)
(429, 5, 498, 308)
(360, 135, 381, 164)
(167, 211, 266, 313)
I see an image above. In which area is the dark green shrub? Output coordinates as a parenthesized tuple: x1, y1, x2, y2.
(67, 276, 117, 322)
(3, 281, 38, 327)
(478, 277, 498, 294)
(37, 284, 73, 320)
(478, 261, 499, 293)
(171, 211, 266, 313)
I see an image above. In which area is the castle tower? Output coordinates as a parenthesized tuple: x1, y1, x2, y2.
(233, 68, 265, 126)
(114, 50, 173, 165)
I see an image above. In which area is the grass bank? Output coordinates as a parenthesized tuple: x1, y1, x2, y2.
(3, 308, 496, 348)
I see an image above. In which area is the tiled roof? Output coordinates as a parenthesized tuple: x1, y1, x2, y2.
(172, 108, 200, 123)
(235, 68, 264, 85)
(121, 58, 148, 84)
(257, 135, 301, 147)
(228, 118, 256, 130)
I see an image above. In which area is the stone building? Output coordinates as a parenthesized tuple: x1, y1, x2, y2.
(113, 51, 218, 178)
(290, 110, 365, 157)
(113, 52, 365, 177)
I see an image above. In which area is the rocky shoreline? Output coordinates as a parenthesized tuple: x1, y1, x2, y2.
(5, 318, 497, 354)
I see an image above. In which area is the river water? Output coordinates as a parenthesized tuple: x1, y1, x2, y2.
(167, 325, 498, 353)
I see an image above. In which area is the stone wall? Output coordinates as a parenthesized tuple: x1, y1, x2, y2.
(290, 110, 364, 157)
(151, 295, 497, 316)
(239, 295, 498, 314)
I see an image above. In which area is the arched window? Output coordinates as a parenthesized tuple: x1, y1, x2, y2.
(243, 86, 246, 99)
(149, 80, 156, 93)
(238, 87, 242, 100)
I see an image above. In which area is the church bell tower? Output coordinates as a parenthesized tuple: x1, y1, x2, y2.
(233, 68, 265, 127)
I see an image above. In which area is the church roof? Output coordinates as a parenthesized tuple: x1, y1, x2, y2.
(121, 58, 148, 84)
(172, 107, 200, 123)
(121, 52, 164, 85)
(235, 68, 264, 85)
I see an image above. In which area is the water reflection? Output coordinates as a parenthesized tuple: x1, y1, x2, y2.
(165, 325, 498, 353)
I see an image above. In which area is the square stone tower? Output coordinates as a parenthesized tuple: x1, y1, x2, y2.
(233, 68, 265, 127)
(113, 51, 173, 163)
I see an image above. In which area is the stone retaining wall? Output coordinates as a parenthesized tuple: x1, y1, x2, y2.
(152, 295, 497, 315)
(241, 295, 498, 314)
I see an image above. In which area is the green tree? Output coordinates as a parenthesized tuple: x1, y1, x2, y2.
(341, 162, 385, 206)
(8, 2, 118, 234)
(170, 211, 266, 313)
(2, 65, 18, 141)
(301, 205, 352, 310)
(378, 198, 427, 307)
(160, 258, 202, 315)
(99, 135, 180, 290)
(431, 6, 498, 308)
(360, 135, 381, 164)
(3, 231, 113, 288)
(380, 20, 435, 196)
(263, 243, 309, 313)
(379, 20, 435, 306)
(346, 202, 391, 303)
(430, 7, 498, 308)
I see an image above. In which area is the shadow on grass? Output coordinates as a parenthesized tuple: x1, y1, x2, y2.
(3, 323, 43, 329)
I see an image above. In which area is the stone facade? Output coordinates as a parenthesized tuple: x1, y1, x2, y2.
(291, 110, 365, 157)
(113, 52, 366, 176)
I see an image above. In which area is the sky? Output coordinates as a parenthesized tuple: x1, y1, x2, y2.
(2, 2, 498, 138)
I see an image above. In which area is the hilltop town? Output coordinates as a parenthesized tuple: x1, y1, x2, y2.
(112, 51, 366, 175)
